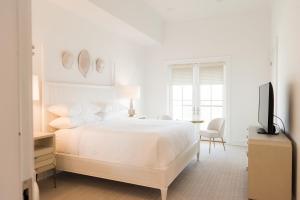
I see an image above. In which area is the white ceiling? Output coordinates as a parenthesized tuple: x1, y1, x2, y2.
(143, 0, 271, 22)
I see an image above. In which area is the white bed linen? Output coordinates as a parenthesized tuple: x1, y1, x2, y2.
(56, 119, 197, 169)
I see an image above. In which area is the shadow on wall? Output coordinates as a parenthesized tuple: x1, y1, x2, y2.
(287, 82, 297, 199)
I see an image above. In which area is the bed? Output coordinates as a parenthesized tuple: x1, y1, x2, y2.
(43, 82, 200, 200)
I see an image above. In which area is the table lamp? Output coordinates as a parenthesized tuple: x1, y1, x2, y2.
(118, 85, 140, 117)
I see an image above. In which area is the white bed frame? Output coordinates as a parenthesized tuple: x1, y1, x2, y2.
(43, 81, 200, 200)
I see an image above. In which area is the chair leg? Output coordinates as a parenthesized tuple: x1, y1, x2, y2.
(213, 138, 215, 148)
(209, 138, 211, 154)
(221, 137, 226, 151)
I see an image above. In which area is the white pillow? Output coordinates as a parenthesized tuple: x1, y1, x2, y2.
(48, 103, 104, 117)
(82, 113, 103, 123)
(48, 104, 82, 117)
(82, 103, 103, 115)
(49, 117, 84, 129)
(49, 114, 103, 129)
(100, 102, 127, 113)
(102, 110, 128, 120)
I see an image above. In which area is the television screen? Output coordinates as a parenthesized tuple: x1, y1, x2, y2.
(258, 82, 275, 134)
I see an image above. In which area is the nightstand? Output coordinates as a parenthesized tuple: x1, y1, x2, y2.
(34, 132, 56, 188)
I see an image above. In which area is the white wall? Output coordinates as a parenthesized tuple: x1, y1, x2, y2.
(32, 0, 147, 127)
(46, 0, 160, 46)
(144, 12, 271, 145)
(272, 0, 300, 198)
(90, 0, 164, 43)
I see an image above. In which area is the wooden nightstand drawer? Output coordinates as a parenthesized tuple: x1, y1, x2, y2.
(35, 153, 55, 163)
(36, 164, 56, 174)
(35, 156, 55, 169)
(34, 146, 54, 157)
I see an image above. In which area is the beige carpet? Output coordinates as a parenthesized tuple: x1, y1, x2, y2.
(39, 143, 248, 200)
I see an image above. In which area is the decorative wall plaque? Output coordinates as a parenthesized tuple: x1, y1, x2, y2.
(78, 49, 90, 78)
(95, 58, 105, 73)
(61, 51, 74, 69)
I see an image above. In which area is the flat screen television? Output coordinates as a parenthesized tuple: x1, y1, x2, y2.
(258, 82, 275, 134)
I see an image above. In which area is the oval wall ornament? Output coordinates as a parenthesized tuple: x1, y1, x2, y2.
(61, 51, 74, 69)
(78, 49, 90, 78)
(95, 58, 105, 73)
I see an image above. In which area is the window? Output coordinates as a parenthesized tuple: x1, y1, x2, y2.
(170, 65, 193, 121)
(199, 84, 224, 128)
(198, 65, 224, 128)
(172, 85, 193, 120)
(169, 63, 224, 128)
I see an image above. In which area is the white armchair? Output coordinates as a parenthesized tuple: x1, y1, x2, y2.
(199, 118, 225, 153)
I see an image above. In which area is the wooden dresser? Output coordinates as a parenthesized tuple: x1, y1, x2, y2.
(34, 133, 56, 187)
(248, 126, 292, 200)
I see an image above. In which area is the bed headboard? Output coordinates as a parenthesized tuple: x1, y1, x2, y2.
(42, 82, 116, 132)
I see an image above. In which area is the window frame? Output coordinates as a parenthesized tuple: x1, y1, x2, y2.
(166, 57, 230, 141)
(170, 73, 224, 122)
(171, 85, 194, 120)
(198, 84, 224, 128)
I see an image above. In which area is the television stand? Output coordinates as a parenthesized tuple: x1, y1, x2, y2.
(248, 126, 292, 200)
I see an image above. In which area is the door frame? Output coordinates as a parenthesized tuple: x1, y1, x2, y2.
(0, 0, 33, 199)
(166, 56, 231, 142)
(18, 0, 34, 193)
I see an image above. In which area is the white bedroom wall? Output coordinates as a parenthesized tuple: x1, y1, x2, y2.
(89, 0, 164, 43)
(272, 0, 300, 198)
(32, 0, 147, 121)
(144, 12, 271, 145)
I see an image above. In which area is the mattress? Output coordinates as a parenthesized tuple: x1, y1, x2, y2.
(55, 119, 198, 169)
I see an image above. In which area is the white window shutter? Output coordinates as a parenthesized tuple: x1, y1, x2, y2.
(199, 64, 224, 84)
(171, 64, 193, 85)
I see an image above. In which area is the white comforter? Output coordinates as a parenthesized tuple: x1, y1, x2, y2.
(56, 119, 197, 169)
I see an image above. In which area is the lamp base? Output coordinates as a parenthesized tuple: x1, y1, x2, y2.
(128, 98, 135, 117)
(128, 109, 135, 117)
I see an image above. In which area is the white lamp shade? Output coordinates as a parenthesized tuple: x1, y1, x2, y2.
(118, 85, 140, 100)
(32, 75, 40, 101)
